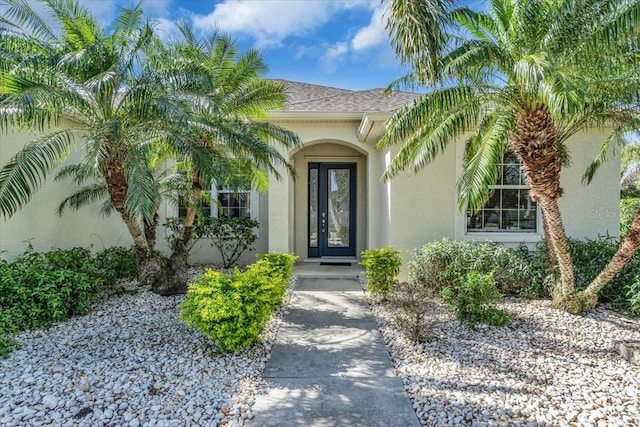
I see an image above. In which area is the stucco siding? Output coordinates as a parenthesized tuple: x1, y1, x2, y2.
(0, 127, 133, 259)
(557, 130, 620, 239)
(385, 142, 458, 251)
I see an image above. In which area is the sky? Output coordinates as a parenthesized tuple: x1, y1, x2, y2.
(18, 0, 414, 90)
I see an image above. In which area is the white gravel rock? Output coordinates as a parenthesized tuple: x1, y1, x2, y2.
(369, 294, 640, 426)
(0, 268, 295, 427)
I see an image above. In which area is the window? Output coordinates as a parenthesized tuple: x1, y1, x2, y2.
(466, 151, 537, 233)
(177, 184, 257, 220)
(216, 185, 252, 218)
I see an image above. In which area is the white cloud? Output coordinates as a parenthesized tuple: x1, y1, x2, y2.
(351, 5, 388, 51)
(191, 0, 367, 48)
(154, 17, 180, 40)
(319, 42, 348, 73)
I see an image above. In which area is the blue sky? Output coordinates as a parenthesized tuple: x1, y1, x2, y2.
(25, 0, 413, 90)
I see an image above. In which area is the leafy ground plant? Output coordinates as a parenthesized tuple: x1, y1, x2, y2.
(0, 245, 140, 358)
(441, 271, 511, 328)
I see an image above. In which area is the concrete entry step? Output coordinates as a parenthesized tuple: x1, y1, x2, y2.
(246, 278, 420, 427)
(294, 263, 363, 279)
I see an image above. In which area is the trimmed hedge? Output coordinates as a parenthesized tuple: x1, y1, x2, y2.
(180, 252, 297, 352)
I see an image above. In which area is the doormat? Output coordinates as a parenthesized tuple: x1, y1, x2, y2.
(320, 262, 352, 266)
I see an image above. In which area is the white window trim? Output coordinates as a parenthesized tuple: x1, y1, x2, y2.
(453, 139, 544, 244)
(211, 184, 259, 220)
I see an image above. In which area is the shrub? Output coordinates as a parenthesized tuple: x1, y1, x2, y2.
(390, 282, 439, 342)
(621, 198, 640, 238)
(441, 271, 511, 328)
(0, 246, 104, 357)
(360, 246, 403, 297)
(408, 239, 542, 297)
(165, 216, 259, 268)
(94, 246, 137, 283)
(534, 236, 640, 315)
(180, 252, 296, 352)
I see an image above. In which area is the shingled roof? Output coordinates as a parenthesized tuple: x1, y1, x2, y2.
(271, 79, 420, 113)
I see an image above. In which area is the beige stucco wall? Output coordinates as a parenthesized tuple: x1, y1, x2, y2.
(558, 130, 621, 239)
(1, 119, 621, 271)
(0, 126, 269, 266)
(0, 126, 133, 259)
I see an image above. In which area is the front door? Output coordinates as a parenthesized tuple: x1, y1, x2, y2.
(308, 163, 357, 258)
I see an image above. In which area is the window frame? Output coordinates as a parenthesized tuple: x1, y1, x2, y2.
(454, 141, 543, 243)
(173, 184, 259, 221)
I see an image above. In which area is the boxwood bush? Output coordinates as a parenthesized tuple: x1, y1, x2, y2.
(180, 253, 297, 352)
(360, 246, 403, 297)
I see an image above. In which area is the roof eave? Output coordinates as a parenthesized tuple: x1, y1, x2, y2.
(268, 110, 369, 121)
(357, 112, 391, 143)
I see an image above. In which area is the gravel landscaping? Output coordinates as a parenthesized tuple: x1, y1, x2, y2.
(0, 272, 294, 427)
(2, 270, 639, 427)
(371, 297, 640, 426)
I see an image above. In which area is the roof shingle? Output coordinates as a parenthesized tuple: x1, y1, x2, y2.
(272, 79, 420, 113)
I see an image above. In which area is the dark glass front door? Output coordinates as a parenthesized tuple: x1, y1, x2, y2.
(308, 163, 356, 257)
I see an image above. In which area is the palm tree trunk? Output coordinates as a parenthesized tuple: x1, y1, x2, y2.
(536, 195, 575, 298)
(542, 213, 558, 267)
(510, 107, 577, 309)
(159, 174, 204, 295)
(581, 209, 640, 302)
(103, 158, 165, 288)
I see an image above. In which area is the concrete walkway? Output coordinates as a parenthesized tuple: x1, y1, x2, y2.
(247, 272, 420, 427)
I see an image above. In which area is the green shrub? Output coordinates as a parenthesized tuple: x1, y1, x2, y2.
(620, 198, 640, 238)
(94, 246, 137, 283)
(360, 246, 403, 297)
(257, 252, 297, 283)
(408, 239, 542, 297)
(0, 246, 105, 358)
(534, 236, 640, 315)
(180, 252, 296, 352)
(166, 216, 259, 268)
(441, 271, 511, 327)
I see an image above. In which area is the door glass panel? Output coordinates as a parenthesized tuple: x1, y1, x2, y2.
(327, 168, 350, 248)
(309, 168, 318, 248)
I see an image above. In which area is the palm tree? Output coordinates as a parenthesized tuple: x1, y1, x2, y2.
(0, 2, 300, 295)
(0, 0, 179, 286)
(382, 0, 640, 313)
(147, 23, 300, 294)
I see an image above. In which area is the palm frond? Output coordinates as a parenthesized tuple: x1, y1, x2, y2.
(387, 0, 454, 84)
(457, 109, 513, 211)
(0, 128, 77, 218)
(381, 88, 483, 180)
(56, 182, 108, 216)
(582, 128, 627, 184)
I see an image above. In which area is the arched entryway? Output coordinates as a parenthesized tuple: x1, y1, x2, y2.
(292, 141, 367, 261)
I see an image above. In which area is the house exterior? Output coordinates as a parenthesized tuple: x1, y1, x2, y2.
(0, 80, 621, 271)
